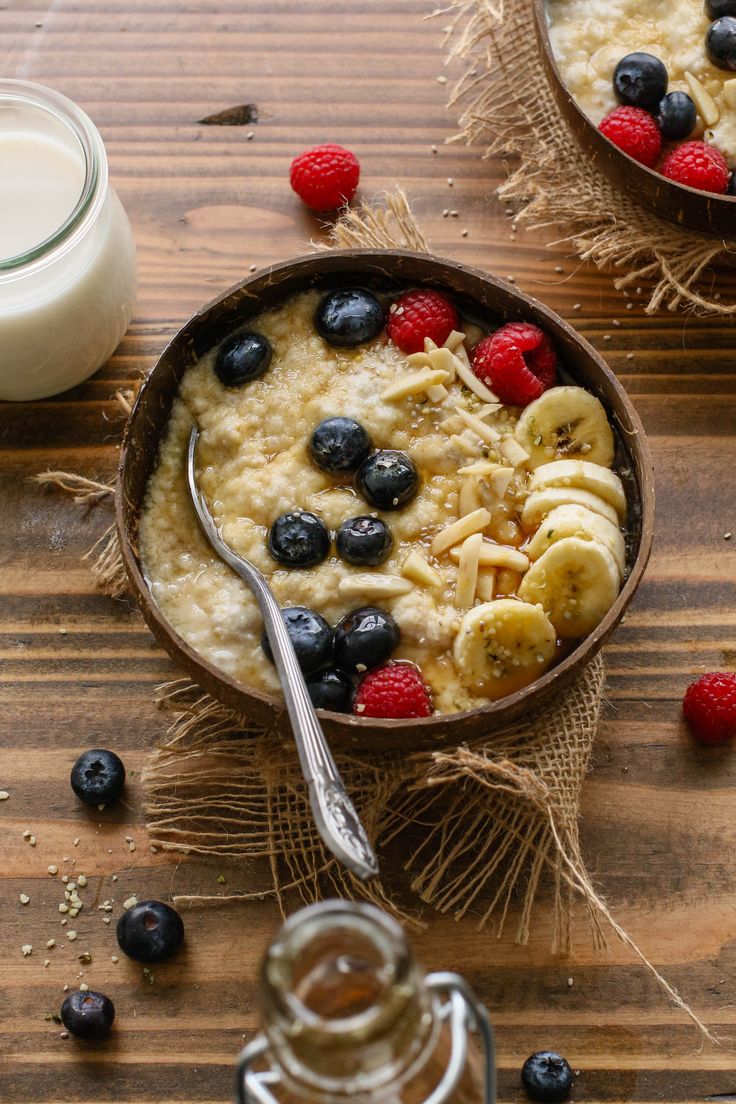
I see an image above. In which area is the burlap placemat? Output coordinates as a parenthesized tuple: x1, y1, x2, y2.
(444, 0, 736, 315)
(39, 191, 711, 1038)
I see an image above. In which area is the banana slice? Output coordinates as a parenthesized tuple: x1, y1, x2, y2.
(525, 503, 626, 581)
(454, 599, 557, 700)
(521, 487, 619, 531)
(529, 459, 626, 520)
(517, 536, 620, 638)
(514, 386, 615, 469)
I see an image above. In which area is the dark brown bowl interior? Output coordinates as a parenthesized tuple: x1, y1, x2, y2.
(534, 0, 736, 237)
(117, 249, 655, 752)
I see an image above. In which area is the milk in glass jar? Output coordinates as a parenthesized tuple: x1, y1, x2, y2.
(0, 80, 137, 401)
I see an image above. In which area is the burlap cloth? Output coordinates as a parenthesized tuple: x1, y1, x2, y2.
(444, 0, 736, 315)
(39, 192, 711, 1038)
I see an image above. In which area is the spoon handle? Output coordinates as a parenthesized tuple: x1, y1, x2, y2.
(186, 428, 379, 882)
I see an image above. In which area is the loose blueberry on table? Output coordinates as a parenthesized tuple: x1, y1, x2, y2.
(70, 748, 125, 806)
(521, 1051, 574, 1103)
(116, 899, 185, 963)
(334, 606, 400, 674)
(268, 510, 331, 568)
(261, 606, 334, 675)
(60, 990, 116, 1039)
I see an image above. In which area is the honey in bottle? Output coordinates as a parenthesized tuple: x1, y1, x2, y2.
(236, 900, 494, 1104)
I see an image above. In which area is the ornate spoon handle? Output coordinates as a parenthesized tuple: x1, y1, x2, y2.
(186, 427, 379, 881)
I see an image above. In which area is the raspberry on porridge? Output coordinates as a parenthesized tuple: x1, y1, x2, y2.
(139, 285, 628, 718)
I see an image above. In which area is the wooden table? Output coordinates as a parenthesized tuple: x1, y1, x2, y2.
(3, 2, 736, 1101)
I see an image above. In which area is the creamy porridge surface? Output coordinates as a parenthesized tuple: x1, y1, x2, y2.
(140, 287, 627, 717)
(546, 0, 736, 160)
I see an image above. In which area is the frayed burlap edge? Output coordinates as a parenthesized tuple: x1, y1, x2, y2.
(35, 188, 715, 1040)
(441, 0, 736, 315)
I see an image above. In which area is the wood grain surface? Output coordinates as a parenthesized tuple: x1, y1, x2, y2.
(2, 2, 736, 1102)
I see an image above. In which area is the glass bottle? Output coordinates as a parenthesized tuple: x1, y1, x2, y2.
(236, 900, 495, 1104)
(0, 79, 137, 401)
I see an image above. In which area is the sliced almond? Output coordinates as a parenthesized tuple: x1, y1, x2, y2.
(452, 341, 472, 369)
(475, 402, 503, 419)
(459, 476, 482, 517)
(454, 533, 482, 609)
(685, 71, 719, 127)
(449, 541, 529, 572)
(427, 346, 457, 383)
(452, 355, 499, 404)
(424, 337, 439, 353)
(427, 384, 450, 403)
(443, 329, 467, 352)
(381, 368, 449, 402)
(449, 434, 483, 458)
(406, 351, 432, 370)
(401, 550, 443, 589)
(338, 574, 413, 599)
(476, 568, 497, 602)
(454, 404, 501, 445)
(725, 78, 736, 111)
(499, 435, 530, 468)
(488, 466, 515, 500)
(431, 507, 491, 557)
(458, 460, 506, 476)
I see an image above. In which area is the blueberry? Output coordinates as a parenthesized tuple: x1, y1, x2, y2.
(214, 330, 272, 387)
(656, 92, 697, 140)
(356, 450, 419, 511)
(334, 607, 399, 673)
(261, 606, 334, 675)
(306, 668, 354, 712)
(336, 516, 393, 566)
(706, 17, 736, 70)
(308, 416, 373, 476)
(706, 0, 736, 19)
(116, 899, 185, 963)
(613, 52, 668, 111)
(60, 990, 115, 1039)
(315, 289, 386, 348)
(268, 510, 330, 568)
(521, 1051, 574, 1103)
(70, 749, 125, 806)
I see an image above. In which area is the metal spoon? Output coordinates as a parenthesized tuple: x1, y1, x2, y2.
(186, 425, 379, 882)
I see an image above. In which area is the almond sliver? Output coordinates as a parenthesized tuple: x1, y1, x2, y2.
(338, 574, 413, 599)
(431, 507, 491, 556)
(401, 550, 443, 589)
(454, 405, 501, 445)
(449, 541, 529, 572)
(453, 356, 499, 404)
(381, 368, 449, 402)
(454, 533, 482, 609)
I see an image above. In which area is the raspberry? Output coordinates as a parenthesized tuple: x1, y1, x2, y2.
(353, 662, 432, 719)
(682, 672, 736, 744)
(598, 106, 662, 167)
(472, 322, 557, 407)
(289, 144, 360, 212)
(661, 140, 730, 194)
(387, 290, 458, 354)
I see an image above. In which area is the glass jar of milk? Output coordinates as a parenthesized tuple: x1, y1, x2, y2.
(0, 80, 137, 401)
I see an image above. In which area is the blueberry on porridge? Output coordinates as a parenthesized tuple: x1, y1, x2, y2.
(139, 283, 629, 718)
(546, 0, 736, 193)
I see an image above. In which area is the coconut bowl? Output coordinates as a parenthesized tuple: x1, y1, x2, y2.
(533, 0, 736, 237)
(117, 249, 654, 751)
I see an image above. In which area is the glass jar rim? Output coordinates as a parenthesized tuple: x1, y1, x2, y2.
(0, 79, 108, 276)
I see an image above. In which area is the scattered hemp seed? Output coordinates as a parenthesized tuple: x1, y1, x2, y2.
(73, 838, 80, 846)
(249, 264, 257, 273)
(461, 229, 468, 237)
(123, 896, 137, 910)
(554, 265, 563, 273)
(23, 830, 32, 839)
(79, 982, 89, 992)
(111, 875, 118, 882)
(19, 893, 30, 905)
(567, 977, 574, 987)
(47, 865, 58, 875)
(77, 874, 87, 887)
(626, 303, 634, 310)
(603, 335, 611, 342)
(447, 177, 454, 186)
(44, 1012, 62, 1024)
(217, 875, 226, 885)
(47, 939, 55, 949)
(128, 842, 136, 853)
(111, 955, 119, 964)
(246, 131, 254, 140)
(103, 916, 111, 924)
(725, 532, 733, 540)
(0, 790, 9, 800)
(29, 836, 37, 846)
(44, 959, 50, 968)
(67, 931, 77, 941)
(431, 144, 438, 153)
(61, 875, 69, 884)
(22, 944, 33, 956)
(436, 74, 448, 84)
(59, 1031, 69, 1040)
(612, 319, 621, 327)
(572, 303, 581, 311)
(627, 353, 635, 360)
(58, 904, 68, 914)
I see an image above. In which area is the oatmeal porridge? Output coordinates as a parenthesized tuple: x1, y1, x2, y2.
(547, 0, 736, 179)
(139, 284, 628, 718)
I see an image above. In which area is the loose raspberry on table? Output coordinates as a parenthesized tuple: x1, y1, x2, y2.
(682, 672, 736, 744)
(472, 322, 557, 407)
(353, 662, 432, 719)
(289, 144, 360, 211)
(387, 290, 458, 354)
(662, 141, 730, 194)
(598, 106, 662, 167)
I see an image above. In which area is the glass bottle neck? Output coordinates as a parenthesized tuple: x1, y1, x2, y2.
(259, 901, 439, 1101)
